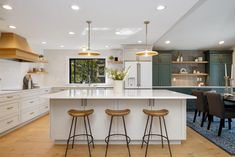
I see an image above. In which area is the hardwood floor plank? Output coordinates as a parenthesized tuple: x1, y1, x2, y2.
(0, 115, 233, 157)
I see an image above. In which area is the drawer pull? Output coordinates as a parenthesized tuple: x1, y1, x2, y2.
(7, 120, 13, 124)
(30, 101, 34, 103)
(6, 96, 13, 99)
(30, 112, 35, 115)
(6, 106, 14, 110)
(45, 106, 49, 108)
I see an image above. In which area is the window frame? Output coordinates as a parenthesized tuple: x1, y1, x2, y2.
(68, 58, 106, 84)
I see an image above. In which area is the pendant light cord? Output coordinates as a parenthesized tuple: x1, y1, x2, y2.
(144, 21, 150, 50)
(87, 21, 91, 50)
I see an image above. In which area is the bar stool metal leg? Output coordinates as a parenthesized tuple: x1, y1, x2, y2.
(72, 117, 77, 148)
(105, 116, 113, 157)
(87, 116, 95, 148)
(162, 116, 172, 157)
(145, 116, 153, 157)
(84, 116, 92, 157)
(159, 117, 164, 148)
(65, 117, 74, 157)
(141, 115, 149, 148)
(122, 116, 131, 157)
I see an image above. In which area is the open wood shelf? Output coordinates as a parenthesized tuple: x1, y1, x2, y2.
(172, 61, 208, 64)
(172, 73, 208, 76)
(27, 71, 48, 74)
(107, 61, 123, 64)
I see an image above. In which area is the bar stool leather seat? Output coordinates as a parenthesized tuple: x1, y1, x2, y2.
(105, 109, 130, 116)
(68, 109, 94, 117)
(143, 109, 168, 117)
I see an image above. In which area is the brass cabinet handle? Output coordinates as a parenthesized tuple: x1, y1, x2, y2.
(6, 106, 14, 110)
(7, 120, 13, 124)
(30, 101, 34, 103)
(6, 96, 13, 99)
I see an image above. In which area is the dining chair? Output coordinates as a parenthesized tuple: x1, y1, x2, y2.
(206, 92, 235, 136)
(192, 90, 208, 127)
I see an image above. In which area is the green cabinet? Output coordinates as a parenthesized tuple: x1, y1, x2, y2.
(152, 52, 172, 86)
(205, 50, 233, 86)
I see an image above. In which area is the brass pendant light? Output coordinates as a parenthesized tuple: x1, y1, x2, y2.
(78, 21, 100, 56)
(136, 21, 158, 57)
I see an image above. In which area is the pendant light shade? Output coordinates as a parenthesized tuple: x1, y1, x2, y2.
(136, 21, 158, 57)
(78, 21, 100, 56)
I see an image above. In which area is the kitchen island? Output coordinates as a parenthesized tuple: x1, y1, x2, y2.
(46, 89, 195, 144)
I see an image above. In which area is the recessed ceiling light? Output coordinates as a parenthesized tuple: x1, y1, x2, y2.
(8, 25, 16, 29)
(68, 31, 75, 35)
(115, 28, 142, 36)
(165, 40, 171, 44)
(71, 5, 79, 10)
(41, 41, 47, 44)
(138, 40, 142, 43)
(60, 45, 64, 48)
(105, 45, 109, 48)
(2, 4, 13, 10)
(219, 41, 224, 45)
(156, 5, 166, 11)
(115, 31, 121, 35)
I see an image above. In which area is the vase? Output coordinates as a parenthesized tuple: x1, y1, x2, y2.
(113, 80, 124, 93)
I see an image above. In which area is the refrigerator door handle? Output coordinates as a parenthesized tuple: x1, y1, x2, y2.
(137, 63, 141, 87)
(139, 63, 141, 87)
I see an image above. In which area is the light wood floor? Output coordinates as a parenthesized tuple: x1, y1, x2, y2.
(0, 115, 234, 157)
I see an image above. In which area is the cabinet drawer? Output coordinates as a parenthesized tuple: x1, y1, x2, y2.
(0, 115, 19, 133)
(21, 98, 39, 111)
(39, 104, 49, 114)
(21, 108, 39, 123)
(0, 94, 20, 103)
(0, 102, 19, 118)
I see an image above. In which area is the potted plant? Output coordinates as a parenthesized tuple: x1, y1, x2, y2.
(108, 56, 114, 61)
(106, 67, 130, 93)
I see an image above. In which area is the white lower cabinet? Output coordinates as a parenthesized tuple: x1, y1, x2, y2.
(86, 100, 117, 141)
(0, 88, 51, 134)
(0, 115, 19, 133)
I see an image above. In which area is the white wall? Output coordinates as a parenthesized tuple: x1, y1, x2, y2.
(0, 59, 44, 90)
(43, 49, 123, 86)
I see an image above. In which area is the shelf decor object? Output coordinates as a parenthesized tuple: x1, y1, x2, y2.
(78, 21, 100, 56)
(136, 21, 158, 57)
(224, 76, 229, 95)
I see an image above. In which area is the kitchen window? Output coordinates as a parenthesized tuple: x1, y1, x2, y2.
(69, 58, 106, 84)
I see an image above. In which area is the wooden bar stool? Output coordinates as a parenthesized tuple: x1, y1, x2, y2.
(104, 109, 131, 157)
(141, 109, 172, 157)
(65, 109, 95, 157)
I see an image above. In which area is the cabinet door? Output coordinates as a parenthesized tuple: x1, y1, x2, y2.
(125, 62, 137, 88)
(85, 100, 117, 140)
(118, 100, 149, 140)
(208, 64, 221, 86)
(152, 64, 159, 86)
(140, 62, 152, 88)
(158, 64, 171, 86)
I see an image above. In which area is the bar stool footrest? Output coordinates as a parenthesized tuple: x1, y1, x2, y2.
(142, 133, 169, 145)
(68, 134, 94, 145)
(105, 134, 131, 144)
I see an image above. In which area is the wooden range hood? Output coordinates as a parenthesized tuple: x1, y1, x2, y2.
(0, 32, 46, 62)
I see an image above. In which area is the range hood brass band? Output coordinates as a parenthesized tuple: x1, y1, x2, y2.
(0, 32, 47, 63)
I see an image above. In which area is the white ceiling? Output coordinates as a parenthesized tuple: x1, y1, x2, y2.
(154, 0, 235, 50)
(0, 0, 234, 52)
(0, 0, 199, 52)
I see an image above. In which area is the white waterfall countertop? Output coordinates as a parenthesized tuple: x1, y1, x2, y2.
(45, 89, 196, 100)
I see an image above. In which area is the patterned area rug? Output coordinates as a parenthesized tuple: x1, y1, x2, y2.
(187, 112, 235, 155)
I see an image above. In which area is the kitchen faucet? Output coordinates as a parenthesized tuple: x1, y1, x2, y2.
(88, 74, 91, 86)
